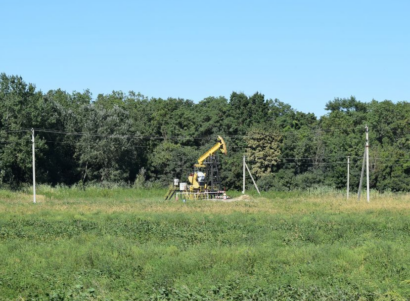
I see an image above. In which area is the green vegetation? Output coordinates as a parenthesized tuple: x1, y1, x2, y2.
(1, 74, 410, 192)
(1, 187, 410, 300)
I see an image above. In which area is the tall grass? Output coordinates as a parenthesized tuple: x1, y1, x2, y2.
(0, 186, 410, 299)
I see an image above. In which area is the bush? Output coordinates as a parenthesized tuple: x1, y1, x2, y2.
(134, 167, 147, 189)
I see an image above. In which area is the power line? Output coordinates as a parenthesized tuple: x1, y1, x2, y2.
(2, 130, 410, 163)
(2, 129, 31, 133)
(2, 126, 410, 143)
(1, 128, 410, 164)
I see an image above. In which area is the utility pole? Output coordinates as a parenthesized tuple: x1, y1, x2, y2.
(242, 155, 245, 194)
(31, 128, 36, 204)
(358, 148, 366, 201)
(366, 125, 370, 203)
(347, 156, 350, 199)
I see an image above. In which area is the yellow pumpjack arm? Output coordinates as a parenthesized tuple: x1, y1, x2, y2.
(194, 136, 227, 168)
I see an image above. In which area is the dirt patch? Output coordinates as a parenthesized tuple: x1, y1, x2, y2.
(217, 194, 254, 202)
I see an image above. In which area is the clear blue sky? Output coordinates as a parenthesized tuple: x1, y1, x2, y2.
(2, 0, 409, 117)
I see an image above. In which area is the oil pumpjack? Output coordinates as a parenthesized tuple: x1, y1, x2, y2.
(164, 136, 228, 200)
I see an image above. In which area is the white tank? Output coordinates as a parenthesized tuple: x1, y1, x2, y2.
(179, 182, 187, 191)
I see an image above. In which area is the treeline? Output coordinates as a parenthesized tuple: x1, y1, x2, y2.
(1, 73, 410, 191)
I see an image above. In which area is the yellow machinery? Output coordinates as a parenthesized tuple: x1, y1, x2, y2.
(165, 136, 227, 200)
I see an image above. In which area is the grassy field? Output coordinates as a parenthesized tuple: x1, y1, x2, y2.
(1, 187, 410, 300)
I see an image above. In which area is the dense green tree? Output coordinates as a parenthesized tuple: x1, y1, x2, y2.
(35, 89, 92, 185)
(325, 96, 367, 113)
(228, 92, 270, 134)
(148, 142, 198, 185)
(0, 74, 46, 186)
(74, 104, 140, 184)
(245, 127, 282, 178)
(194, 96, 229, 138)
(1, 73, 410, 192)
(366, 100, 410, 191)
